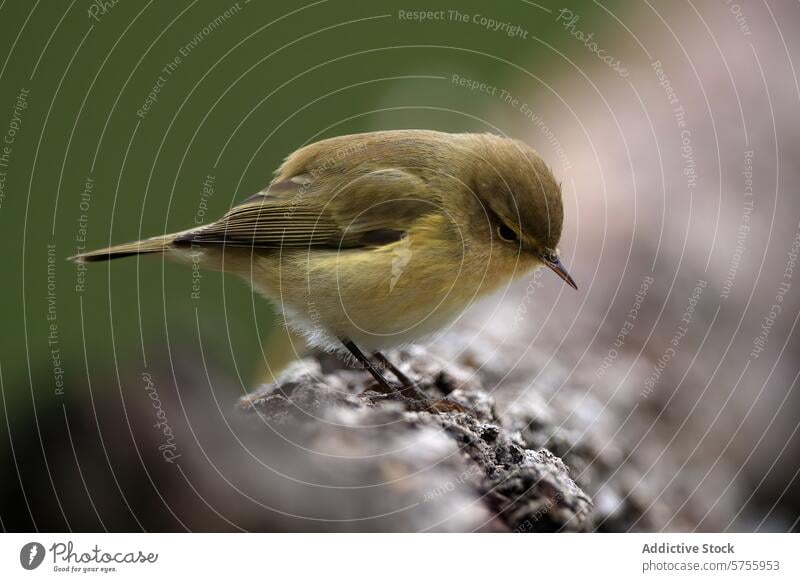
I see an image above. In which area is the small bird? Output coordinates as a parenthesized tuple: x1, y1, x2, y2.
(71, 130, 576, 410)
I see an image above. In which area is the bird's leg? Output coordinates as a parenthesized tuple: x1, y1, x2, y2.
(372, 351, 427, 400)
(373, 350, 465, 414)
(340, 339, 428, 411)
(340, 339, 394, 392)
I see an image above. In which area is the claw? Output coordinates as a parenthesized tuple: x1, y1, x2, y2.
(427, 399, 465, 414)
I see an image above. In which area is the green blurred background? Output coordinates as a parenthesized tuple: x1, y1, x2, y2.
(0, 0, 627, 530)
(9, 0, 797, 533)
(1, 0, 621, 412)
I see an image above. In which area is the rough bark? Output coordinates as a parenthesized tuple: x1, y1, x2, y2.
(238, 346, 595, 532)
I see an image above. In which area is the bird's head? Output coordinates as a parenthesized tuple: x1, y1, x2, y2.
(454, 133, 577, 290)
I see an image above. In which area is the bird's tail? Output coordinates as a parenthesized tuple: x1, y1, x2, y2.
(68, 234, 176, 263)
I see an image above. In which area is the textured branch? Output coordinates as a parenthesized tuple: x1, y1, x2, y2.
(239, 347, 594, 532)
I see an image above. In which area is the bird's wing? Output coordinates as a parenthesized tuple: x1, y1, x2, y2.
(178, 168, 433, 249)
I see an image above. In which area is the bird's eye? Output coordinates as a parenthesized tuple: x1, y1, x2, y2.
(497, 223, 518, 243)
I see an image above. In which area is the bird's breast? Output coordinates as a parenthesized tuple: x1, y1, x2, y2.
(246, 230, 532, 349)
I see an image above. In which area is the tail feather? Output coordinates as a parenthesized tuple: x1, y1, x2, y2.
(68, 235, 174, 263)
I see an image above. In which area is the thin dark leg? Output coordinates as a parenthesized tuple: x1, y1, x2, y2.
(339, 340, 461, 414)
(372, 351, 428, 401)
(340, 339, 396, 393)
(375, 351, 465, 413)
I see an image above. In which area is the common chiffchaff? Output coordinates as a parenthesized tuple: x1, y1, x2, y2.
(72, 130, 576, 408)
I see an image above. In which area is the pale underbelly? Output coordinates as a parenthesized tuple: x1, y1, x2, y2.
(249, 247, 514, 350)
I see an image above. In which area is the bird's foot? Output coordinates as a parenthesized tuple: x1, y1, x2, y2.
(360, 384, 464, 414)
(425, 398, 465, 414)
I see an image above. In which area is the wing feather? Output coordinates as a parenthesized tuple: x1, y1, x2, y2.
(177, 166, 436, 249)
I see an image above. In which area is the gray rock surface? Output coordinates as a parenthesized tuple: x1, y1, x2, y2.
(238, 347, 596, 532)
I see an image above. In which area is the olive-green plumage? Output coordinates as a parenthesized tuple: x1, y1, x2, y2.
(71, 130, 575, 351)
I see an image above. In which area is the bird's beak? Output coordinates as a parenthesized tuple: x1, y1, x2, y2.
(543, 255, 578, 290)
